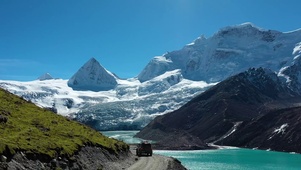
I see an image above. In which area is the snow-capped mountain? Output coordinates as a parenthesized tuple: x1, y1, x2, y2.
(68, 57, 118, 91)
(75, 71, 213, 130)
(138, 23, 301, 82)
(1, 23, 301, 130)
(38, 73, 53, 81)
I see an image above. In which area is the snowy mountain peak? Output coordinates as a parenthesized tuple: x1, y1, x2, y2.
(215, 22, 281, 39)
(67, 57, 118, 91)
(88, 57, 98, 64)
(38, 73, 53, 81)
(138, 23, 301, 83)
(188, 35, 207, 46)
(225, 22, 260, 30)
(216, 22, 258, 34)
(137, 56, 173, 82)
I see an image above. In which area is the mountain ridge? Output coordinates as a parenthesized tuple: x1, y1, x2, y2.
(1, 23, 301, 131)
(138, 23, 301, 83)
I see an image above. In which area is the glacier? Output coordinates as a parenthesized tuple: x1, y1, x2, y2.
(0, 72, 214, 130)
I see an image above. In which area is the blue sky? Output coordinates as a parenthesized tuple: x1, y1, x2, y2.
(0, 0, 300, 81)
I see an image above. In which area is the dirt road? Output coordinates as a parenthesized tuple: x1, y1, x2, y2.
(126, 145, 186, 170)
(127, 154, 172, 170)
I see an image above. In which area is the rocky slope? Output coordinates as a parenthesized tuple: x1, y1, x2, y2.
(136, 68, 301, 153)
(2, 146, 135, 170)
(220, 106, 301, 153)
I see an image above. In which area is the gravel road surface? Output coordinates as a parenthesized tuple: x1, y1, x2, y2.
(126, 145, 187, 170)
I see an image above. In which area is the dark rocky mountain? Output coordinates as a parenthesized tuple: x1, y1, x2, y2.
(220, 106, 301, 153)
(279, 45, 301, 94)
(136, 68, 301, 152)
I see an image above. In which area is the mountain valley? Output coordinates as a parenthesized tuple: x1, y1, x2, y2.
(1, 23, 301, 142)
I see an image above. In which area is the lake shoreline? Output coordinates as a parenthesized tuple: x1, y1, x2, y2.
(102, 130, 301, 155)
(103, 130, 301, 170)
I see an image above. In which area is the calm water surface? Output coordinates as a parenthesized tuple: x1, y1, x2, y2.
(102, 131, 301, 170)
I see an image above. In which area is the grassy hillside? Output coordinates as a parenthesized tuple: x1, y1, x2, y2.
(0, 88, 128, 159)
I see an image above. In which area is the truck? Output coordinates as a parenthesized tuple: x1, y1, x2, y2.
(136, 141, 153, 156)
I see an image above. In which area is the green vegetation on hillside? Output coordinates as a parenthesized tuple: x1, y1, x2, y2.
(0, 88, 128, 159)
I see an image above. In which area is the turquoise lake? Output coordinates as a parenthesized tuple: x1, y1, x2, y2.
(102, 131, 301, 170)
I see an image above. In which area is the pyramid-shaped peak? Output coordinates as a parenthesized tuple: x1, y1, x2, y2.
(82, 57, 104, 70)
(88, 57, 98, 63)
(38, 73, 53, 81)
(67, 58, 118, 91)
